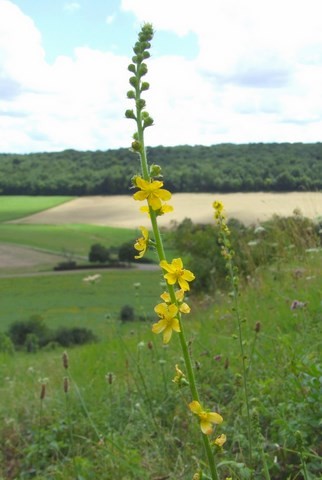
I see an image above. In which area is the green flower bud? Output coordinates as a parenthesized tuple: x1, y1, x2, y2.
(125, 109, 136, 120)
(129, 76, 138, 88)
(143, 116, 154, 129)
(136, 99, 146, 111)
(132, 132, 139, 141)
(128, 64, 136, 73)
(127, 90, 136, 99)
(138, 63, 148, 77)
(131, 140, 141, 152)
(143, 51, 150, 59)
(140, 82, 150, 92)
(150, 164, 162, 177)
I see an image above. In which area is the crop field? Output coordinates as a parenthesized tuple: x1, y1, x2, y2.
(0, 196, 73, 223)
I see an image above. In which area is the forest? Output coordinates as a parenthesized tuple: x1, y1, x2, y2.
(0, 142, 321, 195)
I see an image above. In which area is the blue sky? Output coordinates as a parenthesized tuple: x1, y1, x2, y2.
(1, 0, 322, 153)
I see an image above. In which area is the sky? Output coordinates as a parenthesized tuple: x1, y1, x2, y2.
(1, 0, 322, 153)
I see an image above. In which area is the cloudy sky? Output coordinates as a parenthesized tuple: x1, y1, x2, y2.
(1, 0, 322, 153)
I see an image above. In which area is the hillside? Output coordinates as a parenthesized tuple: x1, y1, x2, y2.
(1, 142, 321, 195)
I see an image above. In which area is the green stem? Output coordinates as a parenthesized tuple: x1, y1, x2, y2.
(228, 261, 253, 466)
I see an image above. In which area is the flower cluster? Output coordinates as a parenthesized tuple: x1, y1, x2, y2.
(160, 258, 195, 291)
(213, 200, 234, 261)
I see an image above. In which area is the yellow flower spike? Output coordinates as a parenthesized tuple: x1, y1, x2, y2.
(134, 226, 149, 259)
(152, 302, 180, 343)
(133, 176, 171, 211)
(160, 258, 195, 291)
(189, 400, 223, 435)
(213, 433, 227, 447)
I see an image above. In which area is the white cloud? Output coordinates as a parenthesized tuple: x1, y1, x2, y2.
(1, 0, 322, 153)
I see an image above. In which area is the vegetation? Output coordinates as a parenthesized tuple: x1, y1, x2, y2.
(0, 142, 321, 196)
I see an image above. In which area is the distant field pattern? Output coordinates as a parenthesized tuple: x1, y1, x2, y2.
(10, 192, 322, 228)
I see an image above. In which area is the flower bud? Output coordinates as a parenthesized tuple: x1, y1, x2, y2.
(136, 98, 146, 110)
(129, 76, 138, 87)
(131, 141, 141, 152)
(140, 82, 150, 92)
(143, 116, 153, 129)
(138, 63, 148, 77)
(125, 109, 136, 120)
(127, 90, 136, 99)
(149, 164, 162, 177)
(127, 63, 136, 73)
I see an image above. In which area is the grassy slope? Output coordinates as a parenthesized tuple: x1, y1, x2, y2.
(0, 196, 73, 222)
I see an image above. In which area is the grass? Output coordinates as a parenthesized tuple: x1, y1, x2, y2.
(0, 196, 73, 222)
(0, 224, 139, 257)
(0, 252, 321, 479)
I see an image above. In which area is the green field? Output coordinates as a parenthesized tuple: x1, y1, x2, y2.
(0, 196, 73, 222)
(0, 223, 139, 256)
(0, 269, 161, 334)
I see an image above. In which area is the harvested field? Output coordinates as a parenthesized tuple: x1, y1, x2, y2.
(11, 192, 322, 228)
(0, 244, 65, 269)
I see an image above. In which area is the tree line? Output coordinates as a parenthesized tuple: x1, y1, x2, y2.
(0, 142, 321, 195)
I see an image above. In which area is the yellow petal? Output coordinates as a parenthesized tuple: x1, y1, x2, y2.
(189, 401, 203, 415)
(179, 302, 190, 314)
(200, 420, 213, 435)
(207, 412, 223, 425)
(182, 270, 195, 281)
(171, 317, 181, 333)
(160, 291, 170, 302)
(164, 272, 177, 285)
(152, 319, 167, 334)
(133, 190, 148, 201)
(155, 188, 172, 200)
(178, 278, 190, 291)
(163, 326, 173, 343)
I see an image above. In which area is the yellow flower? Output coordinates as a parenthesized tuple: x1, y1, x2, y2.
(189, 400, 223, 435)
(213, 200, 225, 219)
(152, 303, 180, 343)
(172, 364, 187, 385)
(213, 433, 227, 447)
(160, 289, 190, 314)
(139, 203, 173, 216)
(133, 177, 171, 210)
(160, 258, 195, 291)
(134, 226, 149, 259)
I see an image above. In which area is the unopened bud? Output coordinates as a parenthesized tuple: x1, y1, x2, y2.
(131, 140, 141, 152)
(147, 341, 153, 350)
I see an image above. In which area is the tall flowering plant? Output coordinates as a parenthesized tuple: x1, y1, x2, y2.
(125, 23, 225, 480)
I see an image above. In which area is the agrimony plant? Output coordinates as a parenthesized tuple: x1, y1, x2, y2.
(126, 23, 225, 480)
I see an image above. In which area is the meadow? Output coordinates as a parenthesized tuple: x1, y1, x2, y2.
(0, 194, 321, 479)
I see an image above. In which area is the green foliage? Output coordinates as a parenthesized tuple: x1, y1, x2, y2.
(7, 315, 96, 351)
(54, 327, 97, 347)
(7, 314, 50, 349)
(170, 214, 321, 293)
(120, 304, 135, 322)
(88, 243, 110, 263)
(0, 332, 14, 354)
(0, 143, 321, 195)
(118, 240, 137, 263)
